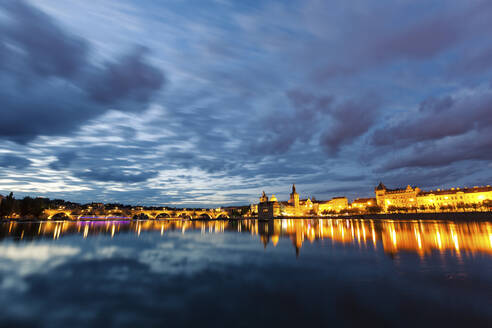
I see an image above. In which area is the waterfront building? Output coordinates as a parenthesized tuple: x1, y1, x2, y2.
(288, 184, 300, 209)
(351, 198, 377, 211)
(258, 185, 347, 217)
(255, 182, 492, 218)
(375, 183, 420, 210)
(250, 203, 258, 215)
(318, 197, 349, 213)
(375, 182, 492, 212)
(258, 192, 280, 220)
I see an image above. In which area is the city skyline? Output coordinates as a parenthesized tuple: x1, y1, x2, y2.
(1, 1, 492, 206)
(2, 181, 491, 218)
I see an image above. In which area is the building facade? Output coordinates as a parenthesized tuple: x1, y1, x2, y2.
(375, 182, 492, 212)
(318, 197, 349, 214)
(351, 197, 377, 211)
(257, 185, 349, 217)
(258, 192, 280, 220)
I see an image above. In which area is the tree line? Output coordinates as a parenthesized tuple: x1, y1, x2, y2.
(0, 193, 82, 220)
(0, 193, 48, 219)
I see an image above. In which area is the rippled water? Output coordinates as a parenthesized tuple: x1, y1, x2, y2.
(0, 218, 491, 327)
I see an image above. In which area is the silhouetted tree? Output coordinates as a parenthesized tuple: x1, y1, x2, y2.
(483, 200, 492, 211)
(367, 205, 382, 214)
(387, 205, 397, 213)
(0, 192, 16, 219)
(19, 196, 46, 218)
(456, 202, 466, 212)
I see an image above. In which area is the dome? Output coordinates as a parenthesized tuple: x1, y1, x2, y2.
(270, 194, 278, 202)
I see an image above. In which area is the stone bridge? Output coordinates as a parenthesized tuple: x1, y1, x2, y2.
(44, 208, 230, 220)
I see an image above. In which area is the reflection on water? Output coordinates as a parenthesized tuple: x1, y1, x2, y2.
(2, 218, 491, 257)
(0, 218, 491, 327)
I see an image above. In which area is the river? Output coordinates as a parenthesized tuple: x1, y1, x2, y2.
(0, 218, 491, 327)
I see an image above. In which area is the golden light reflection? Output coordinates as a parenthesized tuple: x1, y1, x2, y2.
(1, 219, 492, 257)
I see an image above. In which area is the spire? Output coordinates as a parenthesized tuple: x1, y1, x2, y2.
(292, 184, 296, 194)
(376, 182, 386, 191)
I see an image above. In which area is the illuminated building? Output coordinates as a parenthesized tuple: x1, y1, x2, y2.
(258, 185, 347, 217)
(318, 197, 349, 214)
(376, 182, 492, 212)
(258, 191, 280, 220)
(288, 184, 300, 209)
(351, 197, 377, 211)
(375, 183, 421, 210)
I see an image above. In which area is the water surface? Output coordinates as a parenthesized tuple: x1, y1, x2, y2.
(0, 218, 491, 327)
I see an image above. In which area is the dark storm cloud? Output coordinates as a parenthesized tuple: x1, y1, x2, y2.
(372, 9, 463, 60)
(0, 1, 164, 142)
(49, 151, 78, 171)
(1, 0, 88, 78)
(0, 155, 30, 169)
(314, 1, 492, 80)
(382, 130, 492, 171)
(452, 46, 492, 76)
(249, 90, 381, 157)
(372, 90, 492, 147)
(320, 95, 381, 154)
(88, 47, 165, 105)
(77, 168, 158, 183)
(249, 90, 334, 155)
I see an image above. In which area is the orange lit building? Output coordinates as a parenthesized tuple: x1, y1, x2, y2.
(258, 192, 281, 220)
(375, 183, 421, 210)
(375, 182, 492, 212)
(258, 185, 348, 217)
(351, 197, 377, 211)
(318, 197, 349, 213)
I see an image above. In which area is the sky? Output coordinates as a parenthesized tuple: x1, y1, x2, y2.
(0, 0, 492, 207)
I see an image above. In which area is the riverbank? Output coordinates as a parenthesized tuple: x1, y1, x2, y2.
(2, 211, 492, 222)
(320, 211, 492, 221)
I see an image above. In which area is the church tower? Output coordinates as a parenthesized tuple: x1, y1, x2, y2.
(260, 191, 269, 203)
(289, 184, 300, 209)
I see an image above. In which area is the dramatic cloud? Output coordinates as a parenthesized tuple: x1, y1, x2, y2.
(250, 90, 334, 155)
(381, 130, 492, 171)
(77, 168, 158, 183)
(313, 1, 492, 80)
(320, 95, 381, 154)
(1, 1, 88, 78)
(48, 151, 78, 171)
(0, 155, 31, 169)
(0, 1, 164, 142)
(0, 0, 491, 205)
(88, 47, 165, 105)
(372, 90, 492, 147)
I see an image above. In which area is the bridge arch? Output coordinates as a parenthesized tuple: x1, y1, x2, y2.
(49, 212, 71, 220)
(216, 213, 230, 219)
(132, 213, 150, 220)
(155, 212, 171, 219)
(106, 211, 124, 218)
(197, 213, 212, 220)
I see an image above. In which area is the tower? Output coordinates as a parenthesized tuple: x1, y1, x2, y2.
(258, 192, 279, 220)
(375, 182, 387, 208)
(289, 184, 300, 209)
(260, 191, 268, 203)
